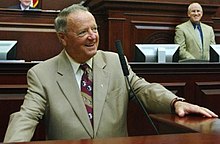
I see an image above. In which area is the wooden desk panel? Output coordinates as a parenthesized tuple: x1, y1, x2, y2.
(0, 62, 40, 142)
(130, 62, 220, 116)
(0, 87, 45, 142)
(1, 62, 220, 141)
(150, 114, 220, 134)
(2, 133, 220, 144)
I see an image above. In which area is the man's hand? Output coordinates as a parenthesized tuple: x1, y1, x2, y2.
(174, 101, 219, 118)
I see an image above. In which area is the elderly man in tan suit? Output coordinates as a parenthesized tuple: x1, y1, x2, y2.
(174, 2, 216, 61)
(4, 3, 218, 143)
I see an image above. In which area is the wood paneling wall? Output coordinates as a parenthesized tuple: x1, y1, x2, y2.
(42, 0, 83, 10)
(0, 9, 61, 61)
(0, 0, 220, 61)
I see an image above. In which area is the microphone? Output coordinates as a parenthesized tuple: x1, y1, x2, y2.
(115, 40, 159, 135)
(115, 40, 129, 76)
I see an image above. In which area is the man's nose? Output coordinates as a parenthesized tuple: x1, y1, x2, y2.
(88, 30, 96, 39)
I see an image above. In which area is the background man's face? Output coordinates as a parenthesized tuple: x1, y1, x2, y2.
(188, 3, 203, 23)
(20, 0, 32, 7)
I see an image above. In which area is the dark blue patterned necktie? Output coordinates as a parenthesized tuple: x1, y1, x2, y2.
(195, 24, 203, 49)
(80, 64, 93, 126)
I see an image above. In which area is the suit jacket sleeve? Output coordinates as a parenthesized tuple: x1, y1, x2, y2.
(126, 59, 177, 113)
(4, 69, 46, 142)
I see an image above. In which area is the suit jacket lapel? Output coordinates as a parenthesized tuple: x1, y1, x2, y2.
(92, 52, 110, 136)
(56, 51, 93, 137)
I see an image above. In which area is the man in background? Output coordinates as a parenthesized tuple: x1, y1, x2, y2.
(174, 2, 216, 61)
(9, 0, 35, 10)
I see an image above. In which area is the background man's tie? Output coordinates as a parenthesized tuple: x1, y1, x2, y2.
(195, 24, 203, 49)
(80, 64, 93, 126)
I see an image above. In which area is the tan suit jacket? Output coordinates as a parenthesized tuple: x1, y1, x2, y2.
(174, 20, 215, 61)
(4, 50, 177, 142)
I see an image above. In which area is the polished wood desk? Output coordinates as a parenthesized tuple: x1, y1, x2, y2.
(150, 114, 220, 134)
(2, 133, 220, 144)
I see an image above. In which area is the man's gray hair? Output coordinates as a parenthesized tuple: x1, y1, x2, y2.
(54, 4, 89, 33)
(188, 2, 203, 13)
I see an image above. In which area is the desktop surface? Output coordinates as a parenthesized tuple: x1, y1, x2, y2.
(3, 133, 220, 144)
(150, 114, 220, 134)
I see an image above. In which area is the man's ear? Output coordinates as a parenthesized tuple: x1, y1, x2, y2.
(57, 32, 67, 46)
(187, 12, 190, 17)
